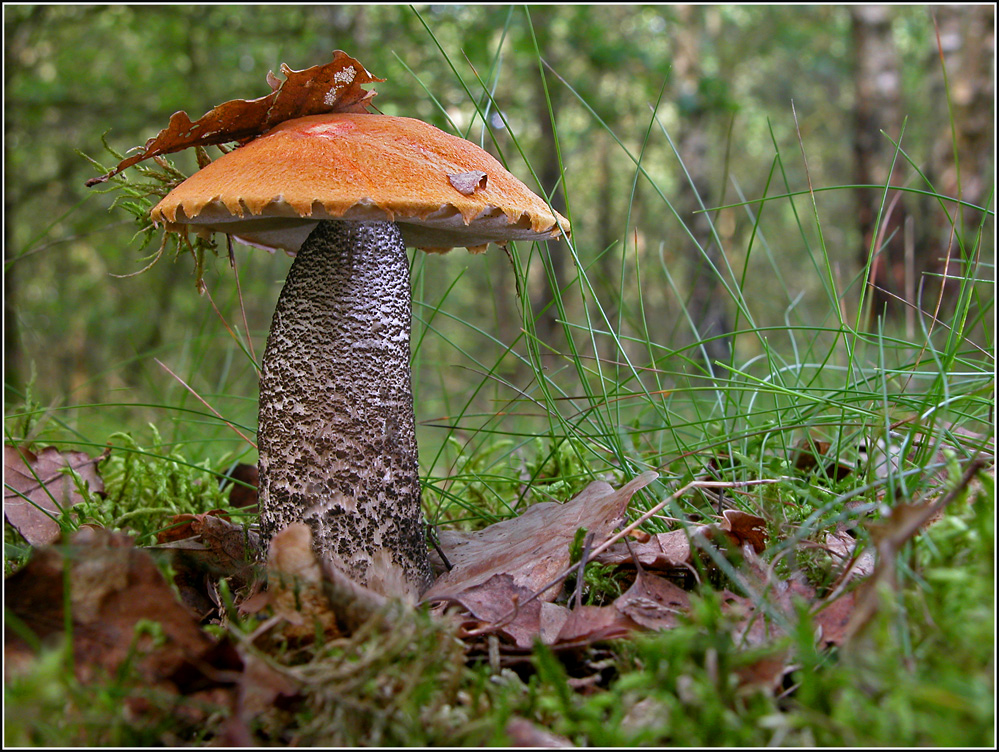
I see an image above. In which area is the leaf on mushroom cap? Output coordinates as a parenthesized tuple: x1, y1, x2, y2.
(151, 113, 570, 254)
(86, 51, 382, 186)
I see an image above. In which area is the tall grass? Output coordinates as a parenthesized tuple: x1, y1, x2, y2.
(408, 10, 993, 541)
(4, 7, 994, 746)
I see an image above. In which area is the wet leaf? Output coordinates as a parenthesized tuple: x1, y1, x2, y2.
(4, 444, 105, 547)
(86, 50, 383, 186)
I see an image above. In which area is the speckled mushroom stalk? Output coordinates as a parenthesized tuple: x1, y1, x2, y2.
(257, 219, 432, 594)
(148, 112, 569, 598)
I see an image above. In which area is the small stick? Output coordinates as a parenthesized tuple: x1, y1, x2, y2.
(573, 531, 595, 609)
(484, 477, 785, 625)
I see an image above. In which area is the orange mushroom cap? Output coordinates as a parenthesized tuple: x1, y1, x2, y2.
(151, 113, 569, 254)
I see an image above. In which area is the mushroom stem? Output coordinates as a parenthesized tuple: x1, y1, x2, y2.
(257, 219, 433, 595)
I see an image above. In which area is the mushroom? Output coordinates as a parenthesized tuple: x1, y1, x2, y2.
(151, 113, 569, 596)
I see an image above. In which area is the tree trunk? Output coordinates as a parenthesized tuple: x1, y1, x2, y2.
(257, 220, 432, 597)
(851, 5, 908, 324)
(4, 197, 21, 393)
(527, 5, 571, 371)
(922, 5, 995, 320)
(672, 5, 732, 376)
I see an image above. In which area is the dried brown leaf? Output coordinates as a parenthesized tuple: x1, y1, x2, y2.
(554, 604, 639, 647)
(86, 50, 383, 186)
(265, 524, 340, 641)
(812, 591, 857, 647)
(505, 716, 574, 747)
(191, 512, 259, 583)
(4, 444, 105, 546)
(4, 527, 214, 685)
(449, 573, 543, 649)
(720, 509, 768, 553)
(792, 438, 855, 480)
(423, 472, 658, 605)
(591, 529, 691, 570)
(540, 601, 571, 645)
(157, 508, 230, 544)
(448, 170, 488, 195)
(824, 529, 875, 581)
(613, 570, 690, 631)
(232, 650, 300, 722)
(733, 651, 789, 692)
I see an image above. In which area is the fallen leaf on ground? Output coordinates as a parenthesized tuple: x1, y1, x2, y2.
(251, 523, 404, 641)
(792, 438, 855, 481)
(4, 527, 215, 686)
(265, 523, 340, 642)
(423, 472, 658, 605)
(720, 509, 768, 553)
(505, 716, 574, 747)
(591, 529, 691, 570)
(823, 529, 876, 581)
(448, 573, 544, 649)
(4, 444, 105, 546)
(554, 604, 639, 647)
(811, 590, 857, 647)
(843, 462, 986, 641)
(157, 511, 260, 621)
(733, 650, 789, 692)
(693, 509, 768, 557)
(157, 508, 231, 544)
(613, 570, 690, 631)
(191, 512, 259, 586)
(230, 650, 301, 727)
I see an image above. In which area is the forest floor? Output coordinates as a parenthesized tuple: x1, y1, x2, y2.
(4, 427, 994, 746)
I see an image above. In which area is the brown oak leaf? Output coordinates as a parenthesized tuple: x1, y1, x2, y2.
(86, 50, 383, 186)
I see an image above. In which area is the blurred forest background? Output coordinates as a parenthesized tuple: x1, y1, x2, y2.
(4, 5, 994, 467)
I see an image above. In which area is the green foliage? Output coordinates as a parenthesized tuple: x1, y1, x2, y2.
(3, 635, 216, 746)
(82, 138, 220, 290)
(427, 435, 615, 527)
(3, 5, 993, 747)
(566, 525, 627, 605)
(487, 481, 994, 747)
(242, 608, 476, 746)
(74, 427, 232, 543)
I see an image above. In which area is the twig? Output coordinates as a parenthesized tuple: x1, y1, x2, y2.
(573, 531, 595, 609)
(154, 358, 257, 449)
(227, 234, 258, 367)
(483, 477, 784, 625)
